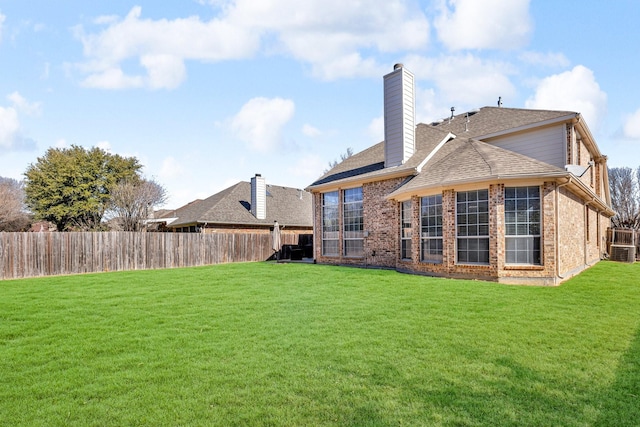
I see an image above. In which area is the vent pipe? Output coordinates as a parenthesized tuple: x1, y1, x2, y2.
(251, 174, 266, 220)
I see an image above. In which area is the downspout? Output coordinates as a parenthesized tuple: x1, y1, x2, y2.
(555, 177, 572, 281)
(584, 198, 596, 266)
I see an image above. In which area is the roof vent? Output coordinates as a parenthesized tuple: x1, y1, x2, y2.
(497, 96, 503, 107)
(393, 63, 403, 70)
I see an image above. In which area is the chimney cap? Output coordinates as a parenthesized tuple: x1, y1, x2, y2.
(393, 63, 404, 70)
(254, 173, 262, 177)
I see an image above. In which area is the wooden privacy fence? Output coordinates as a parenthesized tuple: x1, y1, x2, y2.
(0, 231, 301, 280)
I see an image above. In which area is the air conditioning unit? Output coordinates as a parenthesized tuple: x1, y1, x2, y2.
(610, 245, 636, 263)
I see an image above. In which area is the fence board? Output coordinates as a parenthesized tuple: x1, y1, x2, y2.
(0, 231, 309, 280)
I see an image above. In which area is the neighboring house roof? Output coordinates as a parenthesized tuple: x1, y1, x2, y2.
(167, 181, 312, 228)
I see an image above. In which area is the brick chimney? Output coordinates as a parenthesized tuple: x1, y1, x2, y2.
(251, 174, 266, 220)
(383, 63, 415, 168)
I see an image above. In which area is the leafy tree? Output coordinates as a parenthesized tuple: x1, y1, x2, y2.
(24, 145, 141, 231)
(107, 178, 168, 231)
(0, 177, 31, 231)
(608, 166, 640, 229)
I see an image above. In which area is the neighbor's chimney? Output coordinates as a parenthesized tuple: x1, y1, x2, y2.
(251, 174, 266, 220)
(383, 63, 415, 168)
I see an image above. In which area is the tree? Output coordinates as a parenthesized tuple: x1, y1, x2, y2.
(608, 166, 640, 229)
(106, 178, 168, 231)
(24, 145, 141, 231)
(324, 147, 354, 174)
(0, 177, 31, 231)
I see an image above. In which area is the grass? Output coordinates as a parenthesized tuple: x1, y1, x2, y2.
(0, 261, 639, 426)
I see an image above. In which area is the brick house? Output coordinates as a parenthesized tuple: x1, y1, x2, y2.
(306, 64, 614, 285)
(158, 174, 313, 243)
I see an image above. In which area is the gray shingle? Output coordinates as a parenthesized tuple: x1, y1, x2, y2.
(168, 181, 312, 228)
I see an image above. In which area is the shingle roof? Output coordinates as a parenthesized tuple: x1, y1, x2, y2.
(388, 137, 566, 198)
(167, 181, 312, 228)
(308, 106, 578, 193)
(429, 106, 576, 139)
(308, 125, 453, 188)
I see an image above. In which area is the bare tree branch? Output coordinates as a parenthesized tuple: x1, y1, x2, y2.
(107, 179, 168, 231)
(0, 177, 31, 231)
(609, 167, 640, 229)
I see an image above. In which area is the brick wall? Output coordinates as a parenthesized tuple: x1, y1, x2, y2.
(313, 178, 403, 267)
(314, 178, 607, 285)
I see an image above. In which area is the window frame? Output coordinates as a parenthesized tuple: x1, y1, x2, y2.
(401, 200, 412, 260)
(343, 187, 364, 257)
(456, 189, 490, 265)
(420, 194, 443, 263)
(504, 186, 541, 265)
(321, 191, 339, 256)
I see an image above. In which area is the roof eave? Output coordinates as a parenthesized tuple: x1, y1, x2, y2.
(386, 171, 570, 201)
(306, 166, 417, 193)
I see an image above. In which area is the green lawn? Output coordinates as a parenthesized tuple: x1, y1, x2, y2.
(1, 261, 639, 426)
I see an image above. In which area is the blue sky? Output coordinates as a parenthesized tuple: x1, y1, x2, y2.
(1, 0, 639, 208)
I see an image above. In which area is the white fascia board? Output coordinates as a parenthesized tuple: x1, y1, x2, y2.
(416, 133, 455, 173)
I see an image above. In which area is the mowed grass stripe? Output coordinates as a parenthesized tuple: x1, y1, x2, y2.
(0, 261, 638, 426)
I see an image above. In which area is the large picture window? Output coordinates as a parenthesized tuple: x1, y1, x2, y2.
(343, 187, 364, 257)
(421, 194, 443, 263)
(505, 186, 541, 265)
(321, 191, 339, 256)
(401, 200, 412, 260)
(456, 190, 489, 264)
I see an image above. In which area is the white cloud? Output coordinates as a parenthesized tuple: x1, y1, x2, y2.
(55, 138, 68, 148)
(7, 92, 42, 116)
(74, 6, 260, 89)
(525, 65, 607, 131)
(0, 106, 20, 149)
(73, 1, 431, 88)
(367, 116, 384, 142)
(0, 93, 38, 151)
(160, 156, 185, 180)
(302, 124, 321, 137)
(519, 51, 570, 68)
(287, 154, 325, 181)
(230, 97, 295, 151)
(0, 12, 5, 44)
(405, 54, 517, 116)
(434, 0, 532, 50)
(623, 108, 640, 140)
(96, 140, 111, 151)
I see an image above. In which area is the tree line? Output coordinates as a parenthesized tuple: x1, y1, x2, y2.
(0, 145, 166, 232)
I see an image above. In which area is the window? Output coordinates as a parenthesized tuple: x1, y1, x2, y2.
(505, 186, 541, 265)
(322, 191, 339, 256)
(343, 187, 364, 257)
(457, 190, 489, 264)
(401, 200, 412, 260)
(421, 194, 443, 263)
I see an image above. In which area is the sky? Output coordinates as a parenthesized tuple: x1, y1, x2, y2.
(1, 0, 640, 209)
